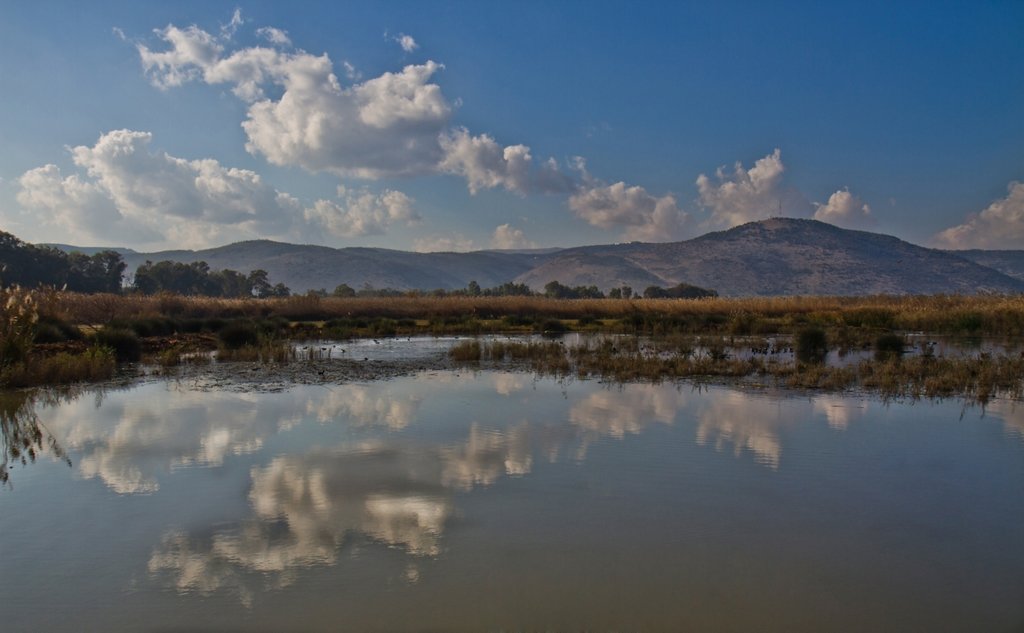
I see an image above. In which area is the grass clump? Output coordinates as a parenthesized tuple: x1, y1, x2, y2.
(874, 333, 905, 361)
(92, 328, 141, 362)
(795, 327, 828, 364)
(449, 340, 482, 361)
(217, 321, 260, 349)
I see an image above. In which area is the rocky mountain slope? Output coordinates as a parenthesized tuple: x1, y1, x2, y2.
(47, 218, 1024, 296)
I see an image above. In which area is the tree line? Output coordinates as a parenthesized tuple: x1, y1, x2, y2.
(1, 230, 717, 299)
(0, 230, 290, 297)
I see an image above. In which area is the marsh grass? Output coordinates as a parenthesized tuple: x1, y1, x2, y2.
(0, 346, 117, 388)
(450, 337, 1024, 403)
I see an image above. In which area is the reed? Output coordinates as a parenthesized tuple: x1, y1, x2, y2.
(450, 338, 1024, 403)
(46, 292, 1024, 337)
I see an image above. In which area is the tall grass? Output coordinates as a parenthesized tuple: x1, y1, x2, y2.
(48, 292, 1024, 336)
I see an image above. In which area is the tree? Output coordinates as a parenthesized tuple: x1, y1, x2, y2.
(333, 283, 356, 297)
(248, 269, 272, 298)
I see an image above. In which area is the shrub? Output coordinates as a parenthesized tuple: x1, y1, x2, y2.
(795, 327, 828, 364)
(537, 318, 568, 335)
(874, 333, 905, 361)
(449, 340, 482, 361)
(93, 328, 142, 361)
(33, 316, 83, 343)
(217, 321, 260, 349)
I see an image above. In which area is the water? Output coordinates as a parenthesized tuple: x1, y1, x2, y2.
(2, 371, 1023, 632)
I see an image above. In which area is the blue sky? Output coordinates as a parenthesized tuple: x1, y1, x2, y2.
(1, 1, 1022, 251)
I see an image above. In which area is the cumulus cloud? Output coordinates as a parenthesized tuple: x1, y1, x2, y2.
(392, 33, 419, 52)
(303, 186, 418, 238)
(696, 149, 811, 228)
(568, 174, 688, 242)
(255, 26, 291, 47)
(138, 25, 224, 89)
(411, 234, 477, 253)
(16, 163, 149, 242)
(438, 128, 574, 195)
(934, 181, 1024, 249)
(15, 129, 416, 248)
(490, 224, 536, 249)
(813, 187, 873, 228)
(137, 24, 453, 178)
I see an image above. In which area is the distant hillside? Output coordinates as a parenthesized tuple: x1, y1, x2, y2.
(44, 219, 1024, 296)
(73, 240, 558, 293)
(514, 218, 1024, 296)
(951, 250, 1024, 282)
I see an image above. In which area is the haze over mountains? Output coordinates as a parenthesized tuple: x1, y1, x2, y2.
(48, 219, 1024, 297)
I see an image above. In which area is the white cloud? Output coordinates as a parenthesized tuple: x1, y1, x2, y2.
(394, 33, 419, 52)
(137, 25, 224, 89)
(696, 149, 811, 228)
(813, 187, 873, 228)
(16, 163, 156, 243)
(221, 8, 244, 39)
(490, 224, 537, 249)
(304, 187, 418, 238)
(15, 129, 416, 248)
(256, 26, 291, 47)
(438, 128, 574, 195)
(935, 181, 1024, 249)
(137, 24, 453, 179)
(568, 178, 688, 242)
(412, 234, 477, 253)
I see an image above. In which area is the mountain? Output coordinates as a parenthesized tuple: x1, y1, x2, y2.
(44, 219, 1024, 296)
(513, 218, 1024, 296)
(84, 240, 557, 293)
(949, 250, 1024, 282)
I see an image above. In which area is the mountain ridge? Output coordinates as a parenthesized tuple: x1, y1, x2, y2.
(45, 219, 1024, 296)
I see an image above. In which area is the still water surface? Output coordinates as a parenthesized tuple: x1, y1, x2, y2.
(2, 371, 1023, 631)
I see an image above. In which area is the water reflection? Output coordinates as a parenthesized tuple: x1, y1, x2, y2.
(9, 371, 1021, 624)
(982, 399, 1024, 440)
(149, 445, 452, 603)
(1, 390, 70, 486)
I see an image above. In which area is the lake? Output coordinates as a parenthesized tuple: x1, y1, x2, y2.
(2, 369, 1023, 631)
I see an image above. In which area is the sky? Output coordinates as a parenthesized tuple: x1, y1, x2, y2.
(1, 1, 1022, 252)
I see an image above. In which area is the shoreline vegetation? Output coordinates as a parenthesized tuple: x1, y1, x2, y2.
(1, 288, 1023, 403)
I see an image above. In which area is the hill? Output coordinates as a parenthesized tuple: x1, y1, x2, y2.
(514, 218, 1024, 296)
(44, 219, 1024, 296)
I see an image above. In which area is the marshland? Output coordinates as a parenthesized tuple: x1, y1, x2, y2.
(4, 288, 1024, 632)
(5, 288, 1024, 403)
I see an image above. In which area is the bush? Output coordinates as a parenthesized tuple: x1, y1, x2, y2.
(795, 327, 828, 364)
(217, 321, 260, 349)
(874, 333, 905, 361)
(449, 340, 482, 361)
(93, 328, 142, 361)
(33, 316, 83, 343)
(537, 319, 568, 336)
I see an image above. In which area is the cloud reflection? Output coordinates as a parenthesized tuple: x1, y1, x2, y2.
(149, 445, 452, 601)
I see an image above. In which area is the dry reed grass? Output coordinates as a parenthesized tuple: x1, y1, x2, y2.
(48, 292, 1024, 335)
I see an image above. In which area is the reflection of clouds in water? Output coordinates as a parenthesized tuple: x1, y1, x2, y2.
(149, 446, 452, 601)
(812, 395, 868, 431)
(46, 389, 289, 494)
(569, 385, 685, 438)
(492, 373, 527, 396)
(42, 383, 427, 494)
(306, 384, 422, 430)
(983, 400, 1024, 440)
(695, 391, 785, 469)
(441, 422, 532, 490)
